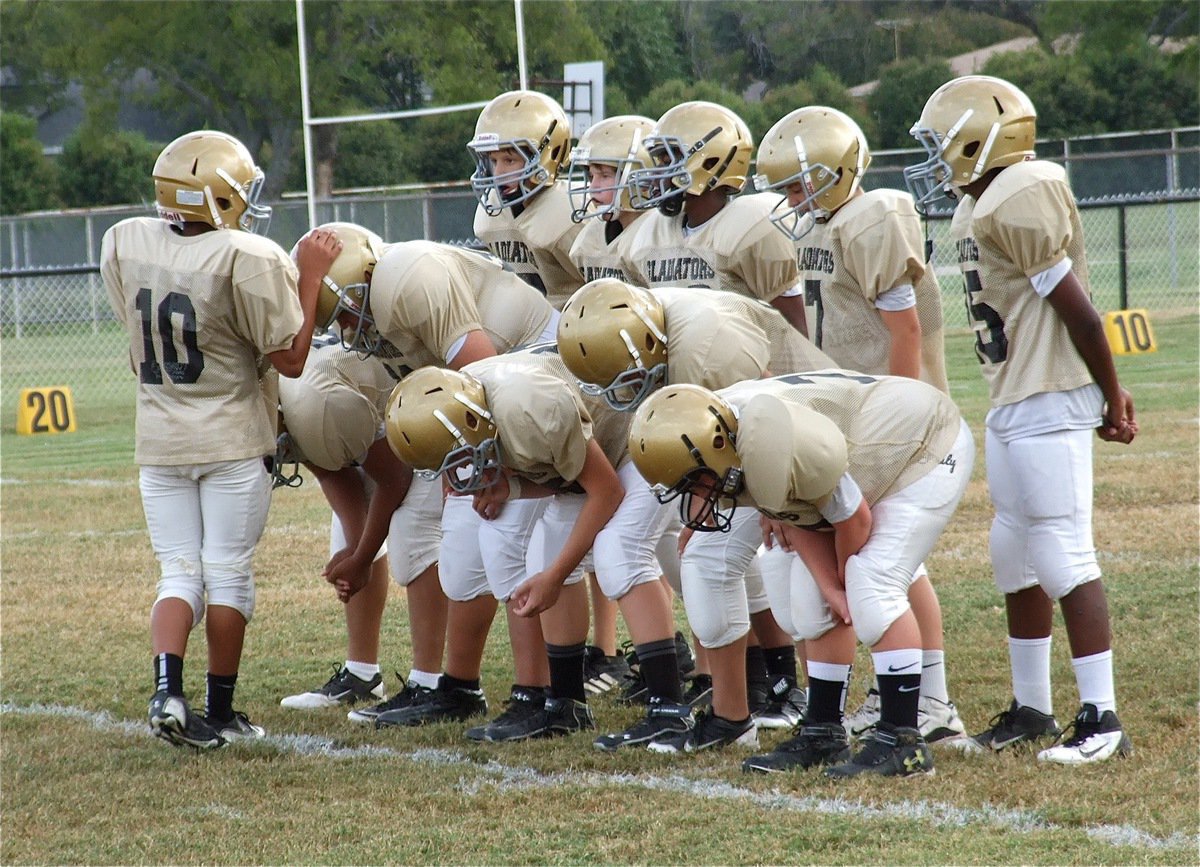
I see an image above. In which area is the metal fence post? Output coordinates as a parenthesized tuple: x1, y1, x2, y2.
(1117, 204, 1128, 310)
(86, 214, 99, 334)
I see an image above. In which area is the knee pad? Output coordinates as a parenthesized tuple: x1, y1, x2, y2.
(784, 554, 839, 642)
(844, 555, 911, 647)
(757, 546, 798, 639)
(680, 559, 750, 648)
(439, 498, 490, 602)
(742, 558, 770, 615)
(1028, 520, 1102, 599)
(656, 523, 682, 595)
(203, 560, 256, 622)
(156, 556, 205, 627)
(990, 513, 1038, 594)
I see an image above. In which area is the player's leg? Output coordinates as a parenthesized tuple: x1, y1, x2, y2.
(141, 463, 224, 749)
(198, 456, 272, 740)
(827, 420, 972, 778)
(970, 427, 1063, 752)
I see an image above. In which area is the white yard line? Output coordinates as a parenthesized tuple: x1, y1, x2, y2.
(2, 701, 1193, 853)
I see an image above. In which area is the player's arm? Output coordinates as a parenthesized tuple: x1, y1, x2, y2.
(770, 291, 810, 338)
(879, 304, 922, 379)
(446, 329, 498, 369)
(269, 230, 342, 377)
(1044, 270, 1136, 443)
(511, 441, 624, 617)
(312, 463, 369, 549)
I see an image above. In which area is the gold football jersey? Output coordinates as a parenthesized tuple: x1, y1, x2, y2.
(101, 217, 303, 465)
(569, 216, 648, 286)
(953, 161, 1094, 407)
(623, 193, 798, 303)
(720, 370, 961, 526)
(368, 240, 554, 378)
(464, 343, 632, 489)
(651, 286, 833, 389)
(278, 335, 395, 471)
(473, 181, 585, 310)
(796, 189, 947, 392)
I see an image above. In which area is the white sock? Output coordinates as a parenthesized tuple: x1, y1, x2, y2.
(920, 649, 949, 704)
(1009, 636, 1053, 715)
(1071, 650, 1116, 714)
(345, 660, 380, 682)
(408, 669, 441, 690)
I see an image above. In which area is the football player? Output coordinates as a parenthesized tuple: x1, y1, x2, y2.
(101, 130, 337, 749)
(275, 335, 448, 725)
(756, 106, 966, 745)
(566, 114, 656, 283)
(629, 373, 974, 778)
(386, 347, 693, 750)
(558, 278, 837, 752)
(469, 90, 585, 311)
(622, 101, 809, 337)
(306, 224, 564, 735)
(565, 114, 670, 694)
(907, 75, 1136, 764)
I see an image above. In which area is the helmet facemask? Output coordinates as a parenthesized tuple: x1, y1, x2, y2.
(468, 129, 561, 217)
(904, 120, 966, 212)
(578, 315, 669, 411)
(653, 453, 744, 534)
(757, 156, 843, 242)
(628, 130, 722, 215)
(268, 430, 304, 490)
(420, 394, 503, 493)
(324, 275, 381, 356)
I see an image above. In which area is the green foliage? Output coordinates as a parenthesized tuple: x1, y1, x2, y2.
(866, 58, 955, 149)
(0, 112, 61, 215)
(57, 127, 160, 208)
(983, 51, 1111, 137)
(759, 67, 875, 145)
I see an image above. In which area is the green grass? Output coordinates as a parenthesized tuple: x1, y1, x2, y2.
(1, 316, 1197, 865)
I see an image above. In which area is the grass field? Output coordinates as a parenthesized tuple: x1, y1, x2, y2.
(1, 316, 1197, 865)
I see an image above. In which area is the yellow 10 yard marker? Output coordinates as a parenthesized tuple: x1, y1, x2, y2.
(1103, 309, 1157, 356)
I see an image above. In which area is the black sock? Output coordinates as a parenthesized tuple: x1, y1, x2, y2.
(546, 642, 587, 703)
(877, 672, 921, 729)
(745, 644, 769, 702)
(762, 644, 798, 683)
(807, 677, 848, 725)
(440, 673, 480, 692)
(636, 638, 683, 703)
(154, 653, 184, 696)
(206, 672, 238, 722)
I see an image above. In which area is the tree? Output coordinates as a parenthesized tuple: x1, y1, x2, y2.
(57, 126, 160, 208)
(866, 58, 954, 149)
(0, 113, 61, 215)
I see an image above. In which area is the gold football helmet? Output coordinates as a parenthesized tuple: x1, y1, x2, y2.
(557, 279, 668, 412)
(755, 106, 871, 241)
(153, 130, 271, 233)
(385, 366, 501, 492)
(629, 101, 754, 215)
(566, 115, 655, 222)
(468, 90, 572, 217)
(905, 75, 1037, 210)
(628, 384, 743, 532)
(294, 222, 385, 355)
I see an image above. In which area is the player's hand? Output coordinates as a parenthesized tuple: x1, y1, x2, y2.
(1098, 387, 1137, 444)
(811, 566, 852, 626)
(295, 228, 343, 280)
(510, 571, 562, 617)
(760, 516, 790, 550)
(471, 473, 514, 521)
(324, 547, 369, 602)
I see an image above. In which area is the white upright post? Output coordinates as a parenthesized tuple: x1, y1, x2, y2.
(514, 0, 528, 90)
(295, 0, 318, 228)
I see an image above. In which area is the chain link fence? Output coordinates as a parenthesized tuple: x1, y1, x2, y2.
(2, 128, 1197, 428)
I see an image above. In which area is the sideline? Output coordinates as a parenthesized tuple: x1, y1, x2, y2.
(2, 700, 1193, 853)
